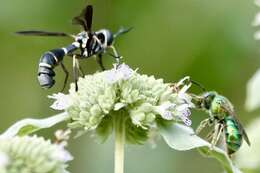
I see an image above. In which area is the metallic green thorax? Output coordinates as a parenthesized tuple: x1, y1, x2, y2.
(210, 95, 234, 119)
(224, 116, 242, 155)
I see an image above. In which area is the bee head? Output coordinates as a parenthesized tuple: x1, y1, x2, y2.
(202, 91, 217, 110)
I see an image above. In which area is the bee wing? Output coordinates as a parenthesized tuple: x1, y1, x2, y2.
(233, 115, 251, 146)
(226, 109, 251, 146)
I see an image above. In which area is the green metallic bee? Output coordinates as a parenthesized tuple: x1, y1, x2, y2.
(193, 91, 251, 156)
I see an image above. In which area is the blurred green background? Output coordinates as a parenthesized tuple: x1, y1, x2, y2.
(0, 0, 259, 172)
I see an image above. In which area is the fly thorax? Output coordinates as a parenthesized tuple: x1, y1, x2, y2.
(75, 31, 89, 49)
(95, 29, 114, 48)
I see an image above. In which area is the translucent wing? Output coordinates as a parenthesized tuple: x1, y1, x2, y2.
(16, 30, 71, 37)
(232, 114, 250, 146)
(223, 103, 251, 146)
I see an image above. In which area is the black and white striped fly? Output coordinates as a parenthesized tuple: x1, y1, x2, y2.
(16, 5, 132, 91)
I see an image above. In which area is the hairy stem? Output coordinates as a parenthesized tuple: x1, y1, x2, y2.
(114, 111, 125, 173)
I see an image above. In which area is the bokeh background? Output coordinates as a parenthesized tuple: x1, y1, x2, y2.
(0, 0, 259, 172)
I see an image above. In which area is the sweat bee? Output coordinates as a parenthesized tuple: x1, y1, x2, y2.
(193, 91, 251, 156)
(170, 77, 251, 156)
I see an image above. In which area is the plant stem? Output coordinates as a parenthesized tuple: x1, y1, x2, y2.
(114, 111, 125, 173)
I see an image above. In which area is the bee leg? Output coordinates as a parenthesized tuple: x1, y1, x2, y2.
(110, 46, 121, 67)
(206, 129, 215, 140)
(194, 118, 210, 135)
(96, 54, 106, 71)
(60, 62, 69, 92)
(210, 124, 224, 150)
(72, 55, 79, 91)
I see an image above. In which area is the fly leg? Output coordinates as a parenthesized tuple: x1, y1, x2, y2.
(72, 55, 79, 91)
(96, 54, 106, 71)
(78, 65, 85, 77)
(67, 53, 85, 77)
(109, 46, 121, 67)
(60, 62, 69, 92)
(92, 36, 106, 71)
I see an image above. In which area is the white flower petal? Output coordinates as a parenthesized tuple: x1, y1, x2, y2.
(176, 104, 191, 117)
(176, 76, 190, 88)
(114, 103, 126, 111)
(174, 104, 192, 126)
(252, 13, 260, 26)
(255, 0, 260, 6)
(180, 116, 192, 126)
(254, 31, 260, 40)
(117, 63, 134, 80)
(161, 111, 174, 120)
(53, 144, 73, 162)
(105, 63, 134, 83)
(48, 93, 72, 110)
(105, 68, 118, 84)
(155, 102, 176, 120)
(245, 69, 260, 111)
(0, 152, 9, 168)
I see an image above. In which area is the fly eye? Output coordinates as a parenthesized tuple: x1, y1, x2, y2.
(97, 33, 105, 43)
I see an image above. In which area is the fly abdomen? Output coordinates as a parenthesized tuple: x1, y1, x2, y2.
(38, 43, 78, 88)
(224, 116, 242, 155)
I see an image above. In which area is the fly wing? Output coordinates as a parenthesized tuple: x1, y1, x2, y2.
(85, 5, 93, 31)
(72, 5, 93, 32)
(72, 16, 88, 31)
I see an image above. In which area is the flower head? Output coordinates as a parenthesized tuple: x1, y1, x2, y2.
(105, 63, 135, 83)
(0, 136, 72, 173)
(0, 151, 9, 172)
(48, 93, 72, 110)
(154, 102, 176, 120)
(175, 104, 192, 126)
(50, 64, 193, 143)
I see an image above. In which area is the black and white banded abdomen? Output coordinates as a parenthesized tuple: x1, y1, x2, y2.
(38, 44, 78, 88)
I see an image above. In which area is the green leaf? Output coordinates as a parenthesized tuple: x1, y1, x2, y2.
(159, 123, 242, 173)
(0, 112, 69, 138)
(245, 69, 260, 111)
(125, 118, 149, 144)
(96, 115, 113, 142)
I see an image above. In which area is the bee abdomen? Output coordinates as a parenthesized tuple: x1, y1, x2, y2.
(224, 116, 242, 155)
